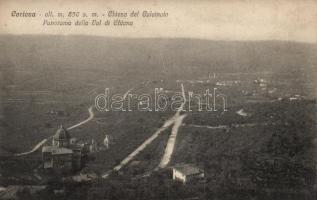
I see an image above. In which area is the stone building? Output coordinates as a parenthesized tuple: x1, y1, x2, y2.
(172, 164, 205, 184)
(42, 125, 87, 174)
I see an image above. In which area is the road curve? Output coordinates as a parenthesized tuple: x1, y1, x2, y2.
(14, 138, 49, 156)
(67, 106, 94, 130)
(14, 106, 94, 157)
(13, 88, 134, 157)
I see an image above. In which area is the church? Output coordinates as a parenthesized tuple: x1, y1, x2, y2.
(42, 125, 87, 174)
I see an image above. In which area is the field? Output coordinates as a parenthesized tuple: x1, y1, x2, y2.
(0, 35, 316, 199)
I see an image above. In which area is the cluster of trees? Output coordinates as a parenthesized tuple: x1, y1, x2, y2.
(244, 103, 316, 191)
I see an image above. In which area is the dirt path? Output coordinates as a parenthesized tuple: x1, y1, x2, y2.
(157, 114, 187, 169)
(184, 121, 278, 130)
(185, 124, 228, 130)
(102, 84, 187, 178)
(14, 106, 94, 157)
(14, 138, 49, 156)
(102, 84, 188, 178)
(101, 116, 177, 178)
(67, 106, 94, 130)
(156, 83, 187, 169)
(14, 88, 134, 157)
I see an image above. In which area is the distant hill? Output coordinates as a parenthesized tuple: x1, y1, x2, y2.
(1, 35, 316, 80)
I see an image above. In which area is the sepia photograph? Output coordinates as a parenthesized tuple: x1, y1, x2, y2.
(0, 0, 316, 199)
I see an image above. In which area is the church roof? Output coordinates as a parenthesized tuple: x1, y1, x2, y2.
(53, 125, 70, 140)
(42, 146, 73, 154)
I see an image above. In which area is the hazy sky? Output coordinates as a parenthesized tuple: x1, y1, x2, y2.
(0, 0, 316, 43)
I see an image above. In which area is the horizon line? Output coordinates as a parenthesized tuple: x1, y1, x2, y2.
(0, 33, 316, 45)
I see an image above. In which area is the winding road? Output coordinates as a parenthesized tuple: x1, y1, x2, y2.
(14, 138, 50, 157)
(14, 88, 134, 157)
(14, 106, 95, 157)
(67, 106, 94, 130)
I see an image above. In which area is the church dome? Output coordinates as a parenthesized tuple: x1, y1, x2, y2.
(53, 125, 70, 140)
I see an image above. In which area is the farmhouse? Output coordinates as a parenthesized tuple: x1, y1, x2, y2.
(172, 164, 205, 184)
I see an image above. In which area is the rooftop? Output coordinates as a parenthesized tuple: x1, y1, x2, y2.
(53, 125, 70, 140)
(42, 146, 73, 155)
(172, 164, 204, 176)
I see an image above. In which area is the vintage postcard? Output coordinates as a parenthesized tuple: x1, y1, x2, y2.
(0, 0, 316, 199)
